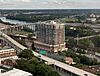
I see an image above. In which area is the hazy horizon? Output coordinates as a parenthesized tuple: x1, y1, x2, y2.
(0, 0, 100, 9)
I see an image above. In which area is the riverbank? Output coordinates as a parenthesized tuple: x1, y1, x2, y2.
(0, 17, 27, 25)
(0, 19, 14, 25)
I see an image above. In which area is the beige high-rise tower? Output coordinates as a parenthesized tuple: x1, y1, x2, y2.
(34, 21, 65, 52)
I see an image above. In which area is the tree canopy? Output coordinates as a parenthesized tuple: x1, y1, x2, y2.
(18, 49, 33, 59)
(16, 49, 60, 76)
(15, 58, 60, 76)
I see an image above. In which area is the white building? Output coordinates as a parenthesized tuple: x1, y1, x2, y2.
(86, 18, 97, 22)
(0, 65, 32, 76)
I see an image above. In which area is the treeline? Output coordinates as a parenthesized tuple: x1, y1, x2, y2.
(65, 26, 96, 37)
(6, 13, 66, 23)
(66, 37, 100, 53)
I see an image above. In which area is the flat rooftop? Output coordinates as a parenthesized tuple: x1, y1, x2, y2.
(0, 65, 32, 76)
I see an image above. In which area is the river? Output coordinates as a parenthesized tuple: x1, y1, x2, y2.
(0, 17, 28, 25)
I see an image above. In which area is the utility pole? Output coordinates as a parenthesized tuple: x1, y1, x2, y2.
(76, 34, 79, 45)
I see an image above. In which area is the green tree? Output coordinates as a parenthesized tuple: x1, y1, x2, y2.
(47, 71, 60, 76)
(65, 49, 77, 58)
(15, 58, 60, 76)
(74, 57, 80, 63)
(36, 64, 52, 76)
(18, 49, 33, 59)
(15, 59, 28, 70)
(79, 39, 94, 48)
(79, 55, 90, 65)
(23, 27, 33, 33)
(78, 55, 98, 65)
(91, 36, 100, 47)
(77, 49, 86, 54)
(67, 38, 76, 45)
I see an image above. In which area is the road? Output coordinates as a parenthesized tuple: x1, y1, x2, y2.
(0, 31, 97, 76)
(65, 23, 100, 32)
(74, 34, 100, 40)
(65, 23, 100, 29)
(66, 33, 100, 41)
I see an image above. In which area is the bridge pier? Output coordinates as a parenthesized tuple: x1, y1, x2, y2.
(24, 24, 35, 31)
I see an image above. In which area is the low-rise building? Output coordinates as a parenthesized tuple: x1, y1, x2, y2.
(0, 48, 18, 64)
(86, 18, 97, 22)
(1, 58, 16, 67)
(64, 57, 73, 65)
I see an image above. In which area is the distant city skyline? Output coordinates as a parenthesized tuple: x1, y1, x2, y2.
(0, 0, 100, 9)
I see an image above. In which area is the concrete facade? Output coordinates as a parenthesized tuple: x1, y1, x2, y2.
(35, 21, 65, 52)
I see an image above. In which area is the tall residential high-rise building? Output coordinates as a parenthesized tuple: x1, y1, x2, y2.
(34, 21, 65, 52)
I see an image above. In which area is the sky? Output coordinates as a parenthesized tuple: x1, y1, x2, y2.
(0, 0, 100, 9)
